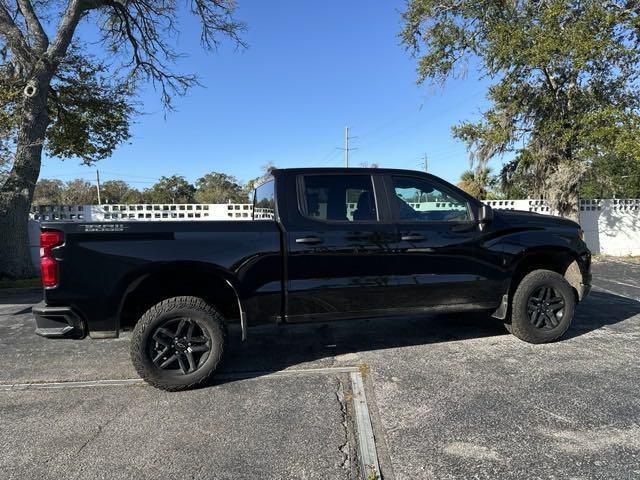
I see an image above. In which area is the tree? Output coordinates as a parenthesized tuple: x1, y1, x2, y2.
(401, 1, 640, 217)
(359, 161, 379, 168)
(123, 188, 152, 204)
(146, 175, 195, 204)
(33, 178, 64, 205)
(195, 172, 247, 203)
(61, 178, 97, 204)
(457, 168, 494, 200)
(579, 155, 640, 199)
(0, 1, 244, 278)
(244, 162, 277, 199)
(101, 180, 136, 204)
(1, 45, 133, 277)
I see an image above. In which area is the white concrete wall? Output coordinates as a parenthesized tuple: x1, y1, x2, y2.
(485, 198, 640, 256)
(578, 199, 640, 256)
(30, 203, 254, 222)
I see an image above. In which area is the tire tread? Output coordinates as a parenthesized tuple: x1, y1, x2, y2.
(509, 269, 575, 344)
(130, 296, 226, 391)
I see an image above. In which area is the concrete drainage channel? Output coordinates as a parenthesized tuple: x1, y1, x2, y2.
(0, 366, 382, 480)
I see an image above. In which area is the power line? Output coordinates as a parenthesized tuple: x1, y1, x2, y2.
(354, 88, 487, 153)
(316, 147, 342, 166)
(99, 170, 160, 180)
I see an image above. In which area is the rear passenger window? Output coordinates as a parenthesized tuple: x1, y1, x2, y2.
(300, 175, 377, 222)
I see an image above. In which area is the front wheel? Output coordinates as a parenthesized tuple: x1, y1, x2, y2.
(509, 269, 575, 344)
(130, 296, 226, 391)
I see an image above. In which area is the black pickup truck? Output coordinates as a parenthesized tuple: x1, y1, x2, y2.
(34, 168, 591, 390)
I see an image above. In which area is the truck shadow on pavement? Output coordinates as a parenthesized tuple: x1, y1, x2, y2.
(213, 290, 640, 385)
(2, 289, 637, 388)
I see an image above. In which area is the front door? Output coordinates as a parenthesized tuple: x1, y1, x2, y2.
(384, 173, 497, 310)
(285, 173, 398, 321)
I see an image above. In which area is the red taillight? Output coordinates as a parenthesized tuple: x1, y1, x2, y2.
(40, 230, 64, 287)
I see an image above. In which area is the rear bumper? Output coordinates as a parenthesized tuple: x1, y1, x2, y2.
(33, 301, 86, 339)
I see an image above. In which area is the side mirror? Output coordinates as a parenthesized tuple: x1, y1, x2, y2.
(478, 204, 493, 230)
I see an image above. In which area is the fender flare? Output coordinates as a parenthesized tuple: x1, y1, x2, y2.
(114, 261, 249, 339)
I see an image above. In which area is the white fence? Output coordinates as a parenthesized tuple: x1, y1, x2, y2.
(28, 199, 640, 262)
(30, 203, 255, 222)
(484, 198, 640, 256)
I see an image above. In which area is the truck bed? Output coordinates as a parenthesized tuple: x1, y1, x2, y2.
(39, 220, 283, 337)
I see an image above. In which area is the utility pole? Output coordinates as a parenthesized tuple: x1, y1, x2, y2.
(341, 126, 357, 167)
(344, 126, 349, 168)
(96, 170, 102, 205)
(423, 153, 428, 173)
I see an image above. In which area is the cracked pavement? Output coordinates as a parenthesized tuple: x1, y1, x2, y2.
(1, 375, 354, 480)
(1, 258, 639, 479)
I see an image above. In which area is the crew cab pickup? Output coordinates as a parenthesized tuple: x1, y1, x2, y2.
(34, 168, 592, 390)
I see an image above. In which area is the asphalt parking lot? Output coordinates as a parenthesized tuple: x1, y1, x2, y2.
(1, 258, 639, 479)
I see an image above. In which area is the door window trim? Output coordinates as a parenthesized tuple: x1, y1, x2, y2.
(296, 173, 382, 224)
(385, 173, 477, 224)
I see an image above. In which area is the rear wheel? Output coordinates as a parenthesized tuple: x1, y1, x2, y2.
(509, 269, 575, 344)
(130, 296, 226, 391)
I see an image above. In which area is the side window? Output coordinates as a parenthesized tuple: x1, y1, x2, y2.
(253, 180, 275, 219)
(392, 176, 470, 222)
(300, 175, 377, 222)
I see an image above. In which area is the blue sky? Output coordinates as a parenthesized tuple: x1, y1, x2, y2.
(41, 0, 494, 188)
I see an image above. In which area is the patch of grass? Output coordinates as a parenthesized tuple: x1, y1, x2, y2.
(365, 465, 379, 480)
(0, 277, 41, 289)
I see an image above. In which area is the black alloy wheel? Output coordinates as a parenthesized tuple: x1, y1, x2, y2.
(150, 317, 211, 375)
(509, 269, 575, 344)
(131, 296, 226, 391)
(526, 286, 565, 330)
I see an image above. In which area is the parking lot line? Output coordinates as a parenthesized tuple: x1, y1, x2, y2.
(0, 366, 363, 391)
(592, 284, 640, 302)
(215, 366, 361, 379)
(0, 378, 145, 391)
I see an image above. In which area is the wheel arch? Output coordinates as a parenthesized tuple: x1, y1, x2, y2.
(508, 248, 583, 303)
(117, 261, 247, 339)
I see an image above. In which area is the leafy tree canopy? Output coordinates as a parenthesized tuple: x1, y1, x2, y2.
(401, 0, 640, 215)
(580, 154, 640, 199)
(0, 0, 244, 278)
(456, 167, 495, 200)
(195, 172, 247, 203)
(146, 175, 195, 204)
(101, 179, 140, 204)
(33, 171, 263, 206)
(60, 178, 97, 204)
(32, 178, 64, 205)
(0, 45, 133, 169)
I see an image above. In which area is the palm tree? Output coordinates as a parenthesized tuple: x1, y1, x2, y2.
(457, 167, 493, 199)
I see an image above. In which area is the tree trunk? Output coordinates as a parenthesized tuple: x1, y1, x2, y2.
(0, 74, 51, 279)
(563, 190, 580, 222)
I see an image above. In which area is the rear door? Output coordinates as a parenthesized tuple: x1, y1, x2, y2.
(284, 172, 398, 321)
(383, 173, 496, 310)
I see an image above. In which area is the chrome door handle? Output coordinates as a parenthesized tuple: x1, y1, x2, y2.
(295, 236, 323, 245)
(401, 234, 425, 242)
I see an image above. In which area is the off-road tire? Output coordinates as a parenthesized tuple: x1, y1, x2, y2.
(130, 296, 226, 391)
(509, 269, 575, 344)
